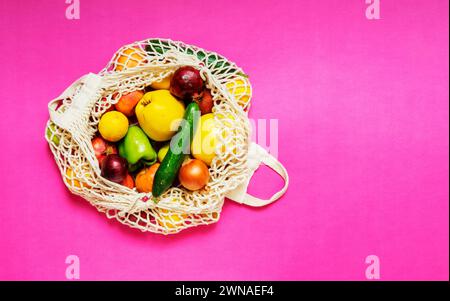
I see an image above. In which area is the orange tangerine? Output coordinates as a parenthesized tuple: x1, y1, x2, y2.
(114, 46, 146, 71)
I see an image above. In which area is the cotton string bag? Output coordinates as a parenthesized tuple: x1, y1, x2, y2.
(45, 39, 289, 234)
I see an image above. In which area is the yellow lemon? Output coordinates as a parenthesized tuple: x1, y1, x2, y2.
(114, 46, 146, 71)
(65, 168, 91, 189)
(157, 144, 170, 162)
(98, 111, 129, 142)
(226, 77, 251, 108)
(151, 74, 172, 90)
(158, 209, 187, 229)
(135, 90, 185, 141)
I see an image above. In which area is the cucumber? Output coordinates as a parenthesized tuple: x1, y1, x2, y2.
(152, 102, 200, 198)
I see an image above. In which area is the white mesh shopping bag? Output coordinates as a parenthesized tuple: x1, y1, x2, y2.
(45, 38, 289, 234)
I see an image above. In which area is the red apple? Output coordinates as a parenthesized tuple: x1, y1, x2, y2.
(92, 136, 118, 165)
(94, 97, 114, 114)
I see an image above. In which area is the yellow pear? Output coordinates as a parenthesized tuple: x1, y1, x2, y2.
(135, 90, 185, 141)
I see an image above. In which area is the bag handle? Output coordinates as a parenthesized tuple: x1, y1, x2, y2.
(226, 143, 289, 207)
(48, 73, 103, 131)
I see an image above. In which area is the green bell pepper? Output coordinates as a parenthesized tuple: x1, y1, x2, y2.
(119, 126, 157, 172)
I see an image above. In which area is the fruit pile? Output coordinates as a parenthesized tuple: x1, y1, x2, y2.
(92, 66, 225, 198)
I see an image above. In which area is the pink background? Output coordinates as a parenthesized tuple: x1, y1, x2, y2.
(0, 0, 448, 280)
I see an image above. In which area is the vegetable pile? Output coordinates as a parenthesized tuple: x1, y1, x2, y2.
(91, 65, 223, 199)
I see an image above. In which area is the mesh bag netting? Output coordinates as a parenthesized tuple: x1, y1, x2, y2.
(45, 38, 254, 234)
